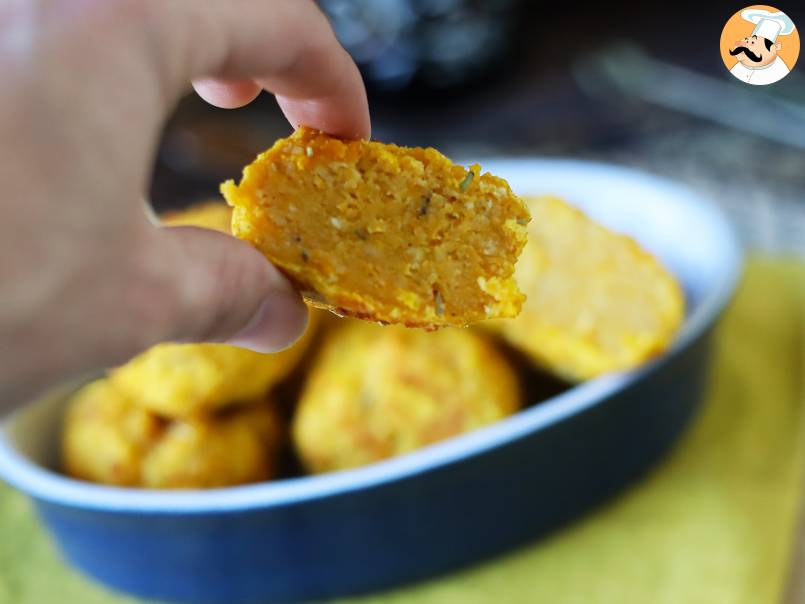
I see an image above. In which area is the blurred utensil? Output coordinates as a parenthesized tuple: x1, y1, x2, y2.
(574, 42, 805, 151)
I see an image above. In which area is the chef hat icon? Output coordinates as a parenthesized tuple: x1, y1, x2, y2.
(741, 9, 795, 42)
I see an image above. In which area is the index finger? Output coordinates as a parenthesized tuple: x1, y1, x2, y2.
(155, 0, 370, 139)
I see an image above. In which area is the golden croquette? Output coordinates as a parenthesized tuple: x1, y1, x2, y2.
(292, 322, 520, 473)
(62, 379, 283, 489)
(108, 328, 314, 419)
(487, 195, 684, 381)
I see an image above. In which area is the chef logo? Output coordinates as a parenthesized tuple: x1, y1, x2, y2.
(720, 5, 799, 85)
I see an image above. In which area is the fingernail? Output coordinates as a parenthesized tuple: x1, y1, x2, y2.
(227, 291, 308, 353)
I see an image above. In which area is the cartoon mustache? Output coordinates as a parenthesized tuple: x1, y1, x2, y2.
(730, 46, 763, 62)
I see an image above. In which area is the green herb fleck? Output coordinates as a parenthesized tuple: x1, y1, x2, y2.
(305, 146, 314, 157)
(459, 171, 474, 192)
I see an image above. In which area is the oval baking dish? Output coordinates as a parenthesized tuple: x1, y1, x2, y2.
(0, 159, 742, 604)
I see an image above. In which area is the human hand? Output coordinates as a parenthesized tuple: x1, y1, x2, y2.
(0, 0, 370, 406)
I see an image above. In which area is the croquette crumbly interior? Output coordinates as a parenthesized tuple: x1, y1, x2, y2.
(488, 195, 685, 381)
(221, 128, 530, 328)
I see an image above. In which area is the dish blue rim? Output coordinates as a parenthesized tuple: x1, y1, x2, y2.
(0, 159, 743, 514)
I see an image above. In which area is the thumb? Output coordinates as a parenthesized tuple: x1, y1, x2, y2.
(150, 224, 308, 353)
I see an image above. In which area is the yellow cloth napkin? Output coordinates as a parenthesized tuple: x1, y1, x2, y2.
(1, 258, 803, 604)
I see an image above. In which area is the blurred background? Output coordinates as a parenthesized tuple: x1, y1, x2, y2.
(151, 1, 805, 255)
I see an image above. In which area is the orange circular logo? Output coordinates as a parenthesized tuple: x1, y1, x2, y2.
(720, 5, 799, 85)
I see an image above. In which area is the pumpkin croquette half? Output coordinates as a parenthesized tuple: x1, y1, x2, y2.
(488, 195, 684, 381)
(292, 322, 521, 474)
(62, 379, 283, 489)
(221, 128, 530, 329)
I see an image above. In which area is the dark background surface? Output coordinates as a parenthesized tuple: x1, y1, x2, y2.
(151, 2, 805, 254)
